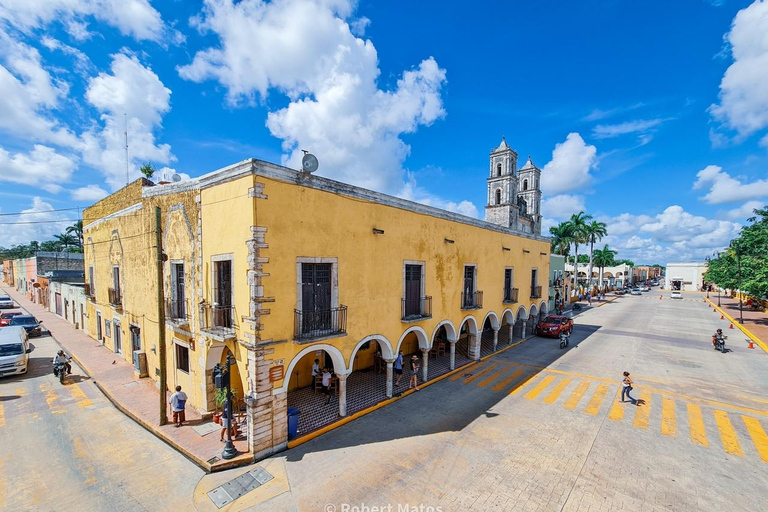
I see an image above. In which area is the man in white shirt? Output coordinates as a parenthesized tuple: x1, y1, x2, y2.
(322, 368, 332, 404)
(52, 350, 71, 375)
(311, 358, 320, 391)
(169, 385, 188, 427)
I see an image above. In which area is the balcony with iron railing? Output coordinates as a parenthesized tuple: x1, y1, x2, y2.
(503, 287, 519, 304)
(201, 303, 236, 341)
(401, 296, 432, 322)
(530, 285, 542, 298)
(461, 290, 483, 310)
(84, 283, 94, 300)
(108, 287, 122, 308)
(294, 305, 348, 342)
(165, 298, 190, 324)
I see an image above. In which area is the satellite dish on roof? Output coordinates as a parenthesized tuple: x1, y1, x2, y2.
(301, 151, 319, 174)
(171, 173, 182, 182)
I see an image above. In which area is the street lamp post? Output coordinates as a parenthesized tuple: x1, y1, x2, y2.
(704, 257, 710, 299)
(213, 354, 238, 460)
(730, 241, 744, 325)
(713, 251, 722, 307)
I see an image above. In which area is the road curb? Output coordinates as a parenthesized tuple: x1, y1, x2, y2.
(287, 334, 535, 450)
(705, 298, 768, 354)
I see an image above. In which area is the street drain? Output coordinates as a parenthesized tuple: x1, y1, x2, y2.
(207, 467, 273, 509)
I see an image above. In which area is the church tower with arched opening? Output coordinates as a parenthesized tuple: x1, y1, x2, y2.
(484, 137, 520, 229)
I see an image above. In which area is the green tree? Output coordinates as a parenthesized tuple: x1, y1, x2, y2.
(53, 233, 77, 252)
(593, 245, 618, 290)
(140, 163, 156, 179)
(567, 211, 593, 286)
(66, 220, 83, 247)
(585, 220, 608, 289)
(549, 222, 574, 261)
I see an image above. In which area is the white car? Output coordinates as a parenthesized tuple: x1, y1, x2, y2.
(670, 291, 682, 299)
(640, 286, 650, 292)
(0, 295, 14, 309)
(630, 289, 642, 296)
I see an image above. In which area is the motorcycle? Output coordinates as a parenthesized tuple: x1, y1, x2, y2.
(53, 359, 71, 384)
(559, 331, 570, 349)
(712, 335, 727, 353)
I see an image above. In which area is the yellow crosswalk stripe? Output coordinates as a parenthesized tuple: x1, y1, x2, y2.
(742, 416, 768, 463)
(509, 372, 540, 396)
(450, 362, 485, 381)
(633, 393, 650, 429)
(67, 384, 93, 409)
(563, 381, 591, 411)
(661, 397, 677, 437)
(0, 404, 5, 427)
(15, 387, 27, 397)
(687, 403, 708, 447)
(543, 378, 572, 405)
(491, 368, 525, 392)
(608, 389, 624, 421)
(584, 384, 609, 416)
(477, 368, 507, 388)
(524, 374, 556, 400)
(463, 364, 498, 384)
(40, 383, 65, 415)
(714, 410, 744, 456)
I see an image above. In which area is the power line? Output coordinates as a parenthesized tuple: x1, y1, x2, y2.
(0, 206, 86, 217)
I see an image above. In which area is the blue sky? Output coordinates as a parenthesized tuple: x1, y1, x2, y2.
(1, 0, 767, 264)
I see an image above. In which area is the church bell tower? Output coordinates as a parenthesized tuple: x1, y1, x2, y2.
(484, 137, 520, 230)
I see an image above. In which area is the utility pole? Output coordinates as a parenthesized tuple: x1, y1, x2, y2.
(155, 206, 168, 425)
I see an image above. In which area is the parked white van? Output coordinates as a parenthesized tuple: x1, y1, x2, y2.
(0, 326, 30, 377)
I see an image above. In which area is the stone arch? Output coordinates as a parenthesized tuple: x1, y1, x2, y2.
(539, 301, 548, 316)
(458, 315, 479, 336)
(431, 320, 458, 344)
(496, 163, 502, 176)
(529, 304, 539, 319)
(501, 308, 515, 326)
(604, 272, 614, 278)
(482, 311, 500, 331)
(349, 334, 394, 368)
(495, 188, 502, 205)
(515, 305, 528, 321)
(523, 179, 529, 191)
(395, 326, 430, 353)
(278, 343, 347, 395)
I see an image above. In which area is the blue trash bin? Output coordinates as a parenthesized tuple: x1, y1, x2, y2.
(287, 407, 300, 440)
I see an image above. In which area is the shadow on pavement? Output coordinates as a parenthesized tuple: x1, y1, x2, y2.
(285, 323, 603, 462)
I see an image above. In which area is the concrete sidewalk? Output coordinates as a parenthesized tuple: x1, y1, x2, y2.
(707, 294, 768, 352)
(1, 285, 252, 473)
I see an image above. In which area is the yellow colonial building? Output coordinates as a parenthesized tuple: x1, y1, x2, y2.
(83, 139, 550, 459)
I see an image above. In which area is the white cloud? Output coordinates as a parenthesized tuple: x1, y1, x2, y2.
(81, 51, 175, 190)
(71, 184, 108, 202)
(540, 133, 597, 195)
(398, 172, 479, 218)
(709, 0, 768, 138)
(1, 197, 76, 246)
(0, 144, 76, 190)
(693, 164, 768, 204)
(725, 200, 765, 220)
(0, 0, 166, 42)
(600, 205, 741, 262)
(0, 29, 79, 147)
(592, 118, 670, 139)
(40, 36, 92, 75)
(179, 0, 447, 195)
(540, 194, 585, 220)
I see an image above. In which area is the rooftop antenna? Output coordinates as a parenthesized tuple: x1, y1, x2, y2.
(124, 113, 129, 186)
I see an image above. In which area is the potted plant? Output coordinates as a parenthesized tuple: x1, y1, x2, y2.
(213, 388, 229, 424)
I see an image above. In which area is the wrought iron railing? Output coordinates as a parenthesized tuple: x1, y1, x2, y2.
(165, 298, 189, 321)
(503, 287, 519, 304)
(108, 287, 121, 306)
(401, 296, 432, 321)
(203, 304, 235, 331)
(461, 290, 483, 310)
(84, 283, 93, 298)
(530, 286, 542, 298)
(294, 305, 348, 341)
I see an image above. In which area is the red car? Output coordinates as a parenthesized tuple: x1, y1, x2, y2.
(536, 315, 574, 337)
(0, 311, 24, 326)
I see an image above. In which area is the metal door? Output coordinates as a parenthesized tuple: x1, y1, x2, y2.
(301, 263, 332, 333)
(405, 265, 421, 316)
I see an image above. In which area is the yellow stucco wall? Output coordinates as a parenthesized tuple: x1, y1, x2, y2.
(255, 176, 550, 391)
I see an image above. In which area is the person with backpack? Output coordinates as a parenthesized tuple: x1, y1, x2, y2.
(169, 385, 188, 427)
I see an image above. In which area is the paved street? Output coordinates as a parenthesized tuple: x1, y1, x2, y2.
(196, 291, 768, 512)
(0, 311, 203, 511)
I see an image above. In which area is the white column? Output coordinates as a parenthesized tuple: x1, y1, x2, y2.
(337, 373, 348, 417)
(449, 340, 457, 370)
(508, 324, 514, 344)
(421, 349, 429, 383)
(521, 322, 526, 339)
(493, 327, 499, 351)
(385, 360, 394, 398)
(469, 334, 480, 361)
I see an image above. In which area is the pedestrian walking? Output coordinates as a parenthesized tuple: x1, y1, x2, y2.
(169, 385, 188, 427)
(409, 355, 420, 391)
(394, 351, 404, 386)
(321, 368, 332, 404)
(621, 371, 637, 404)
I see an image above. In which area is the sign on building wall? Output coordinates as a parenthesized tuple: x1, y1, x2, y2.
(269, 365, 284, 383)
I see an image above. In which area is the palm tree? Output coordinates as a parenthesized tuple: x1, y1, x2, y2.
(593, 245, 618, 291)
(66, 220, 83, 247)
(585, 220, 608, 291)
(54, 233, 78, 252)
(549, 222, 574, 260)
(568, 211, 593, 288)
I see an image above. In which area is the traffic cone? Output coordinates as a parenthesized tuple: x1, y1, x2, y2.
(720, 315, 725, 320)
(659, 295, 662, 300)
(748, 340, 755, 349)
(713, 308, 717, 312)
(729, 323, 734, 329)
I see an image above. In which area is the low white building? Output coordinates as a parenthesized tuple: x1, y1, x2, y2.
(665, 262, 707, 291)
(565, 262, 633, 290)
(48, 281, 88, 330)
